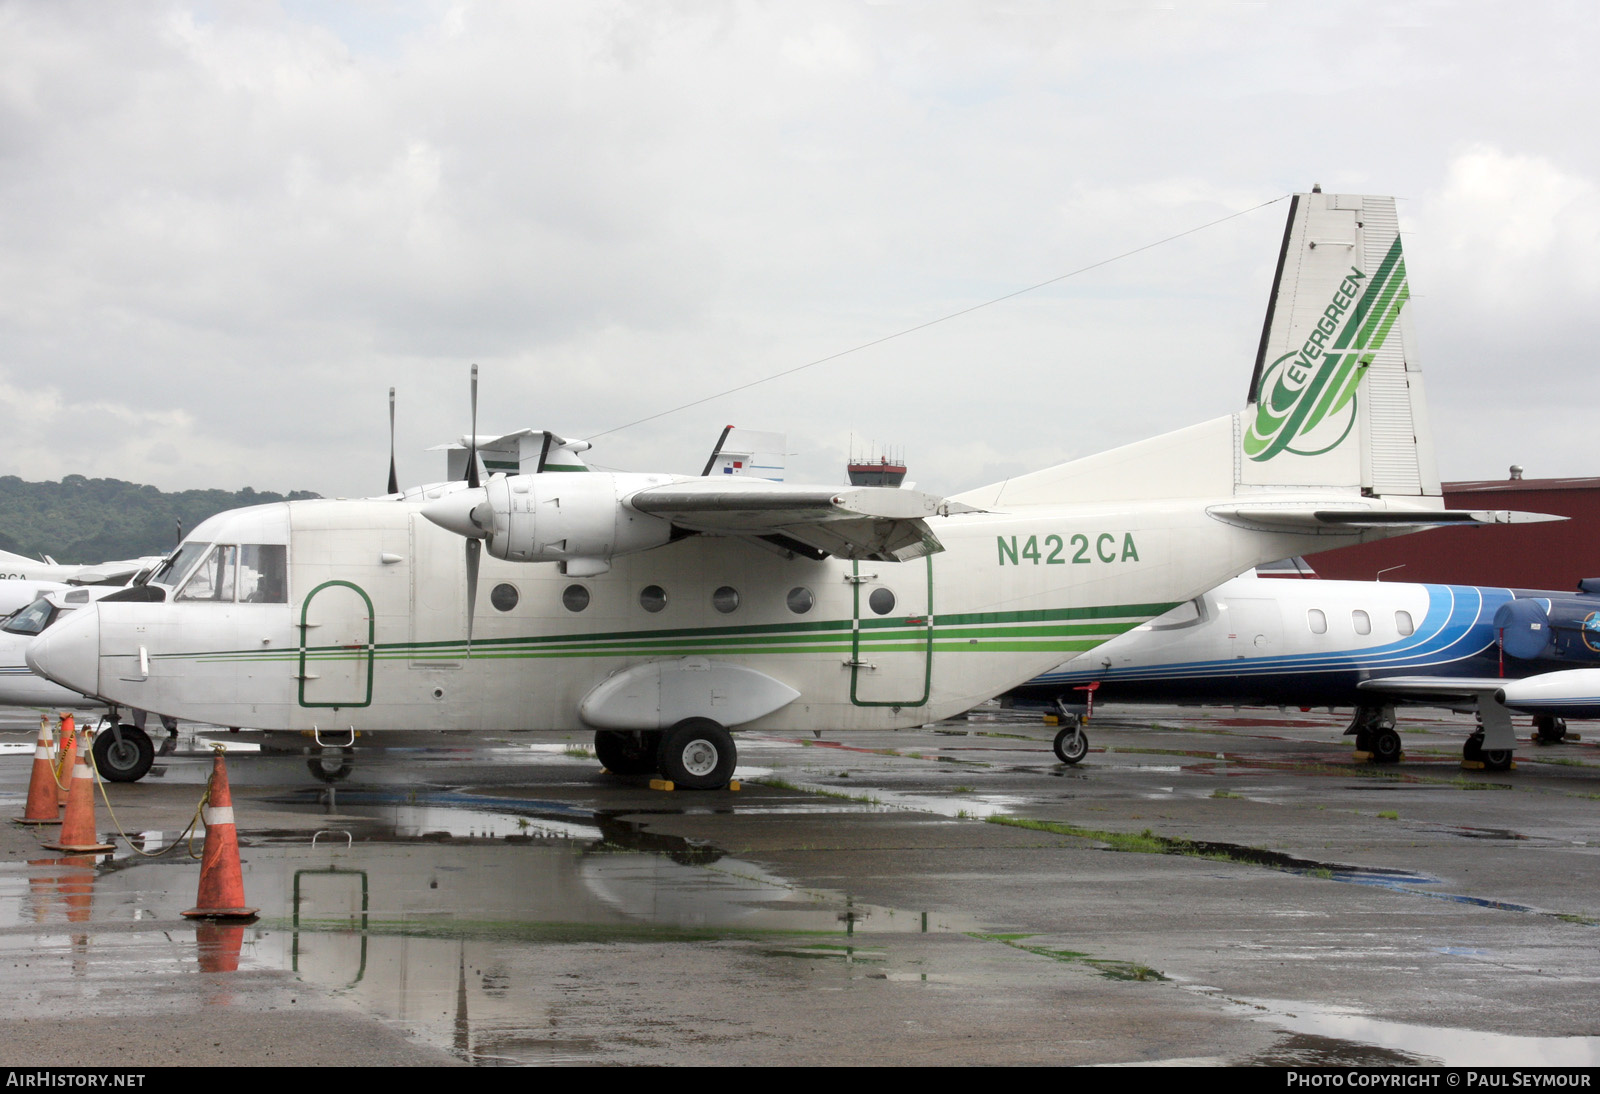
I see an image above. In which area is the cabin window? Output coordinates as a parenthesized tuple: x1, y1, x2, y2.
(562, 584, 590, 612)
(868, 587, 896, 616)
(1396, 610, 1414, 636)
(490, 583, 519, 612)
(711, 586, 740, 614)
(1307, 609, 1327, 634)
(176, 545, 237, 602)
(239, 545, 287, 603)
(786, 586, 814, 614)
(639, 585, 668, 613)
(1352, 609, 1371, 636)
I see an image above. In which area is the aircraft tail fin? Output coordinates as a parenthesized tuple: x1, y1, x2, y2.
(955, 191, 1439, 510)
(1238, 191, 1436, 497)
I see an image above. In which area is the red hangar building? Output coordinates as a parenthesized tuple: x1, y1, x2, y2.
(1307, 474, 1600, 590)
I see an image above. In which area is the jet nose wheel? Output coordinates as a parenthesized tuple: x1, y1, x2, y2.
(93, 724, 155, 783)
(658, 719, 736, 790)
(1053, 723, 1089, 765)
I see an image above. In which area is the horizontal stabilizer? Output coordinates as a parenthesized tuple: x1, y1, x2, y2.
(1207, 503, 1563, 534)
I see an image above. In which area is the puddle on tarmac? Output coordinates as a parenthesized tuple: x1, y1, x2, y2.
(1212, 994, 1600, 1067)
(0, 795, 977, 1065)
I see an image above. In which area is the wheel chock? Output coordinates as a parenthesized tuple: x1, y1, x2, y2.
(1043, 713, 1059, 726)
(1461, 760, 1485, 770)
(727, 781, 741, 792)
(648, 778, 675, 791)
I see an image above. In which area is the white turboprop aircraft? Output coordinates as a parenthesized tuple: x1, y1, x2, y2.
(27, 191, 1547, 788)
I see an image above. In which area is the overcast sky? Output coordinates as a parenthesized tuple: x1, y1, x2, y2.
(2, 1, 1596, 499)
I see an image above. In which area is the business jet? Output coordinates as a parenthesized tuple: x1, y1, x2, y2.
(1008, 567, 1595, 771)
(27, 191, 1548, 788)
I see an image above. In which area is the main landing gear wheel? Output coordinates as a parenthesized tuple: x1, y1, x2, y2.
(93, 724, 154, 783)
(1461, 730, 1511, 770)
(307, 747, 354, 784)
(657, 719, 736, 790)
(1534, 716, 1568, 744)
(1370, 728, 1403, 764)
(594, 730, 662, 776)
(1053, 724, 1089, 765)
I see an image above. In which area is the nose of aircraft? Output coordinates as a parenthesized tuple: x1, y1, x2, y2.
(422, 487, 492, 540)
(26, 604, 101, 698)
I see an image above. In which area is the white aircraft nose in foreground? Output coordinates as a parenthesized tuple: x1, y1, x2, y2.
(28, 191, 1548, 788)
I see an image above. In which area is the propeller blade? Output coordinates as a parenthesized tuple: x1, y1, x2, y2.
(387, 387, 399, 495)
(465, 537, 480, 650)
(466, 364, 480, 490)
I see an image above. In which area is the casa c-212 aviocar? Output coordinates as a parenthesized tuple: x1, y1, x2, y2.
(28, 191, 1548, 789)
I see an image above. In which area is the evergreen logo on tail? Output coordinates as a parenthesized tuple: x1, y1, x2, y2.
(1243, 237, 1409, 461)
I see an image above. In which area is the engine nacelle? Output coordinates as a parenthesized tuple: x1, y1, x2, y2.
(481, 472, 675, 568)
(1494, 596, 1600, 664)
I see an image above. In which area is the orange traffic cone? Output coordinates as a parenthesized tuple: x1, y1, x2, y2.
(182, 752, 257, 920)
(44, 729, 114, 853)
(54, 715, 76, 808)
(17, 714, 61, 825)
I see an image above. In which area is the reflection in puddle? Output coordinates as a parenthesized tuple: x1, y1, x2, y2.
(1220, 995, 1600, 1067)
(18, 796, 969, 1065)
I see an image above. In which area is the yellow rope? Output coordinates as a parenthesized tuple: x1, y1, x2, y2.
(84, 731, 212, 860)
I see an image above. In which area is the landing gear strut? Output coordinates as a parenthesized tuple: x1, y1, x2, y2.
(1534, 716, 1568, 744)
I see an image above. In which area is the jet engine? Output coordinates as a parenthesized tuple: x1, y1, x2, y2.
(1493, 595, 1600, 664)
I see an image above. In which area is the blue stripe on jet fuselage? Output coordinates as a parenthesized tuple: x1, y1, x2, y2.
(1032, 584, 1510, 687)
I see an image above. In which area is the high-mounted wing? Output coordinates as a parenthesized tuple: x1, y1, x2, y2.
(626, 480, 977, 562)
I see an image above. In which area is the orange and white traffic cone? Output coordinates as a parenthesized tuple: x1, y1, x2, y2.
(54, 715, 77, 808)
(44, 729, 114, 853)
(17, 714, 61, 825)
(182, 751, 257, 920)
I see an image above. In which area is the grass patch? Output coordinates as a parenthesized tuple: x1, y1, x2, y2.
(1378, 810, 1399, 820)
(562, 746, 595, 759)
(1211, 789, 1243, 800)
(971, 933, 1167, 981)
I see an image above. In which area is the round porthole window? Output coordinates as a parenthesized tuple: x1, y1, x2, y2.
(562, 584, 590, 612)
(868, 587, 896, 615)
(786, 586, 814, 614)
(490, 583, 519, 612)
(639, 584, 668, 613)
(712, 586, 740, 614)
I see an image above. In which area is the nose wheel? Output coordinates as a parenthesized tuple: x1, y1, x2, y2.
(1053, 720, 1089, 765)
(92, 724, 155, 783)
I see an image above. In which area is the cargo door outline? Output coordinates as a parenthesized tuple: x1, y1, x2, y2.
(298, 580, 375, 708)
(850, 556, 933, 707)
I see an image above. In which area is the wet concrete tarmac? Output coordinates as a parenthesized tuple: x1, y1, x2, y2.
(1, 704, 1598, 1066)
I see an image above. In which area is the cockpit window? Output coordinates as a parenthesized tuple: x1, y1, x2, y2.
(2, 598, 56, 636)
(176, 545, 238, 602)
(239, 545, 287, 603)
(150, 542, 211, 589)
